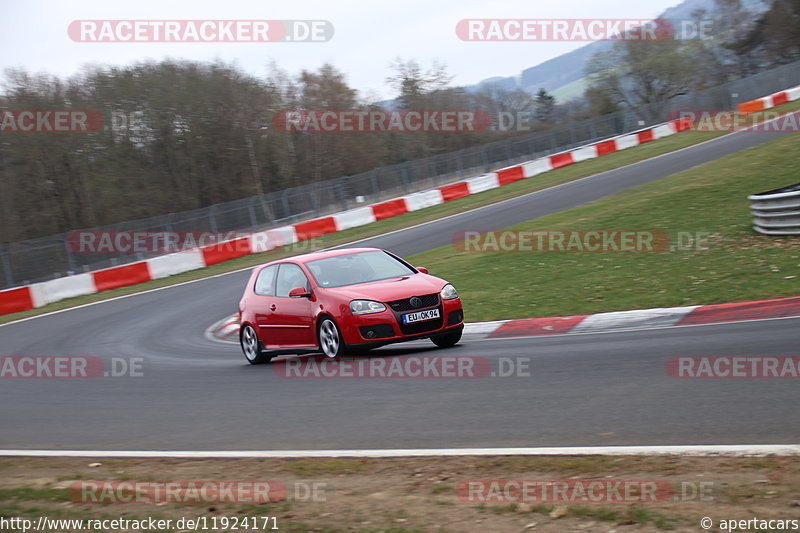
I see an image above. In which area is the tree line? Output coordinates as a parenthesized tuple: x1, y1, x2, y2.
(1, 0, 797, 243)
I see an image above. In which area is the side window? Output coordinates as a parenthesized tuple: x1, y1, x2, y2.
(254, 265, 278, 296)
(275, 263, 309, 297)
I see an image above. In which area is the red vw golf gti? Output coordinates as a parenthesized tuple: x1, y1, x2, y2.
(238, 248, 464, 363)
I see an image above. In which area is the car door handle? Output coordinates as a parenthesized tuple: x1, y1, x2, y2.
(270, 304, 277, 311)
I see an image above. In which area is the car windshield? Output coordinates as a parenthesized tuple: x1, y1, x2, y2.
(305, 251, 416, 288)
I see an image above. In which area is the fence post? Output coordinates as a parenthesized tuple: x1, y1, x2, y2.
(0, 244, 13, 288)
(310, 182, 319, 218)
(527, 133, 537, 159)
(63, 238, 78, 275)
(428, 157, 439, 186)
(281, 190, 291, 220)
(247, 199, 257, 229)
(208, 205, 218, 232)
(370, 170, 380, 199)
(335, 177, 348, 211)
(400, 166, 410, 193)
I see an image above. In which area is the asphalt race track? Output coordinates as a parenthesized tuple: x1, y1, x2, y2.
(1, 128, 798, 451)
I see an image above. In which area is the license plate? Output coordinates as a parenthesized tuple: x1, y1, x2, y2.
(402, 308, 440, 324)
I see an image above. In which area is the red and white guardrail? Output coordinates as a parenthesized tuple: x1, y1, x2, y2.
(738, 86, 800, 115)
(2, 83, 798, 317)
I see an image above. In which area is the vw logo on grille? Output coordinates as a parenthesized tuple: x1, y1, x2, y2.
(409, 296, 422, 308)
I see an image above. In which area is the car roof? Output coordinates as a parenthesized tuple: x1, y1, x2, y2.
(261, 247, 384, 267)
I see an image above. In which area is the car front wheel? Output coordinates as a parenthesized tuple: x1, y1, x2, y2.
(241, 324, 272, 364)
(431, 327, 462, 348)
(318, 318, 347, 359)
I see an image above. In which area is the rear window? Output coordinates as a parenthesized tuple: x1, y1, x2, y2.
(305, 250, 416, 288)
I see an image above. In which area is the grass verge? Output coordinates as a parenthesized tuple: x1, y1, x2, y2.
(407, 132, 800, 321)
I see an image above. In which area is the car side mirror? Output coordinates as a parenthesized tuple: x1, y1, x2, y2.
(416, 266, 429, 274)
(288, 286, 311, 298)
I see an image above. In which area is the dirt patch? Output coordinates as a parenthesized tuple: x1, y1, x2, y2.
(0, 455, 798, 532)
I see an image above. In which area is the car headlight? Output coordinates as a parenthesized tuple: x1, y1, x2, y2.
(440, 284, 459, 300)
(350, 300, 387, 315)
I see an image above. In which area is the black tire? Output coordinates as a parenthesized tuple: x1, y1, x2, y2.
(431, 327, 462, 348)
(318, 317, 348, 359)
(240, 324, 273, 364)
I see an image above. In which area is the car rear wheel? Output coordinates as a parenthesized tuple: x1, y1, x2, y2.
(431, 327, 462, 348)
(318, 318, 347, 359)
(241, 324, 272, 364)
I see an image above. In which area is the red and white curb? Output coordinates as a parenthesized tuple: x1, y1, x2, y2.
(208, 314, 241, 342)
(478, 295, 800, 339)
(1, 444, 798, 458)
(208, 295, 800, 344)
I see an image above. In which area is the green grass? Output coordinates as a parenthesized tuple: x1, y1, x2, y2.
(407, 132, 800, 321)
(0, 487, 70, 502)
(431, 484, 453, 494)
(2, 98, 799, 326)
(281, 457, 372, 477)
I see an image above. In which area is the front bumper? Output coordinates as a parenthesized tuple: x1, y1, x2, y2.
(339, 297, 463, 346)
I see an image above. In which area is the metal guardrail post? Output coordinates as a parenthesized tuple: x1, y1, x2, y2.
(749, 183, 800, 235)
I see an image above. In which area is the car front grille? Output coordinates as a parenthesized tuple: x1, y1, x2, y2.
(387, 293, 439, 312)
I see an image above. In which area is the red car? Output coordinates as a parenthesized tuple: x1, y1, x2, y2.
(238, 247, 464, 363)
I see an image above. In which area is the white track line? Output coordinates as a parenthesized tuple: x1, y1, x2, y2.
(0, 445, 798, 458)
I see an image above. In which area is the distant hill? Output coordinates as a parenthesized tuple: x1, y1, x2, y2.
(466, 0, 770, 101)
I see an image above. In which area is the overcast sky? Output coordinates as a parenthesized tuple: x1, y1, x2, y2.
(1, 0, 683, 100)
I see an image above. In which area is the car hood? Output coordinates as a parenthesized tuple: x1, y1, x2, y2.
(321, 274, 448, 302)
